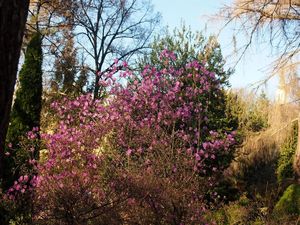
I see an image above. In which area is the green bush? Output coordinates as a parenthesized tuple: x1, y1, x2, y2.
(206, 194, 265, 225)
(274, 184, 300, 216)
(277, 124, 297, 183)
(205, 208, 229, 225)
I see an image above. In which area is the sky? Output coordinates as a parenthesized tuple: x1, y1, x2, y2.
(151, 0, 279, 97)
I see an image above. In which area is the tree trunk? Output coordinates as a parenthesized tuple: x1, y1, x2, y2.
(0, 0, 30, 184)
(94, 74, 100, 99)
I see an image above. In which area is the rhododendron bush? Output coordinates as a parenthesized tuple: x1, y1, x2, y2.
(3, 51, 236, 224)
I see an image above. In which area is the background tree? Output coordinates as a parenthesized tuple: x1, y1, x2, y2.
(139, 25, 233, 86)
(27, 0, 82, 92)
(0, 0, 30, 185)
(51, 29, 93, 95)
(68, 0, 160, 98)
(53, 30, 79, 94)
(27, 0, 75, 34)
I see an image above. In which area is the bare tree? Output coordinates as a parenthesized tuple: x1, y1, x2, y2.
(70, 0, 160, 98)
(26, 0, 76, 54)
(27, 0, 75, 32)
(26, 1, 85, 93)
(0, 0, 30, 184)
(220, 0, 300, 71)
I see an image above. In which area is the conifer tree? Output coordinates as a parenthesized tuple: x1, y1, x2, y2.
(4, 32, 43, 189)
(7, 32, 43, 146)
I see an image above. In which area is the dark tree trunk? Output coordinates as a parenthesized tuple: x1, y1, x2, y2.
(94, 74, 100, 99)
(0, 0, 30, 184)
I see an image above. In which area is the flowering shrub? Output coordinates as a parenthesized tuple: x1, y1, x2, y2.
(109, 50, 236, 174)
(32, 95, 127, 224)
(4, 50, 236, 224)
(1, 129, 40, 224)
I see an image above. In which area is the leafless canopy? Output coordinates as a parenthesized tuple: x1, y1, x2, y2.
(221, 0, 300, 71)
(69, 0, 160, 98)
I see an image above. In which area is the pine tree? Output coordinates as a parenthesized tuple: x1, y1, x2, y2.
(139, 25, 233, 86)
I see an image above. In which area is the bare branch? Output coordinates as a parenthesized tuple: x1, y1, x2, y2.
(219, 0, 300, 73)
